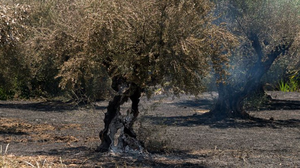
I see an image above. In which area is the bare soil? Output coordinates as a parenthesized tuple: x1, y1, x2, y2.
(0, 91, 300, 167)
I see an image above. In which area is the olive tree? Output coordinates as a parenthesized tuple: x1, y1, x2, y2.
(0, 3, 32, 99)
(0, 1, 70, 98)
(42, 0, 237, 152)
(208, 0, 300, 119)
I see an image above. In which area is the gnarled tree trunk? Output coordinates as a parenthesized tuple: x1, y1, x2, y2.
(96, 83, 143, 153)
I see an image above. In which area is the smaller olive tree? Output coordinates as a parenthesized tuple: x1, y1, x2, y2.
(209, 0, 300, 119)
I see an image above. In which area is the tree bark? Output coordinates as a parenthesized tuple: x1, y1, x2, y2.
(209, 83, 250, 119)
(97, 95, 124, 152)
(96, 83, 143, 153)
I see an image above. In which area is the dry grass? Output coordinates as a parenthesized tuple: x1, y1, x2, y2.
(0, 144, 68, 168)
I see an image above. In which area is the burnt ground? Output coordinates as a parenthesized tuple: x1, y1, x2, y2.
(0, 91, 300, 167)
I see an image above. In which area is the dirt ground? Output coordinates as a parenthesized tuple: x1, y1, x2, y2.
(0, 91, 300, 168)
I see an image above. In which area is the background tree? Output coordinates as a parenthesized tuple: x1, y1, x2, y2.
(0, 3, 32, 99)
(0, 1, 69, 99)
(208, 0, 300, 119)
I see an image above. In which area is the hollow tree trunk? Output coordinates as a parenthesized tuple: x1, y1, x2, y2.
(97, 83, 143, 153)
(209, 33, 293, 119)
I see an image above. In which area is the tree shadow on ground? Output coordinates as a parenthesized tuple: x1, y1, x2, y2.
(99, 161, 207, 168)
(171, 98, 216, 109)
(33, 146, 208, 168)
(145, 114, 300, 129)
(0, 130, 28, 135)
(34, 146, 89, 156)
(145, 98, 300, 129)
(0, 101, 106, 112)
(262, 99, 300, 110)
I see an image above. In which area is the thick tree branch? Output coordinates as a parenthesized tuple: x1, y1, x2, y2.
(248, 32, 264, 61)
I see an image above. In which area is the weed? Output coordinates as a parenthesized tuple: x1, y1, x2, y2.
(278, 78, 299, 92)
(278, 70, 300, 92)
(243, 91, 272, 111)
(279, 80, 289, 92)
(137, 120, 172, 154)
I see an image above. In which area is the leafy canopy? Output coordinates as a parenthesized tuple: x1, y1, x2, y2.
(214, 0, 300, 88)
(1, 0, 237, 100)
(53, 0, 237, 99)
